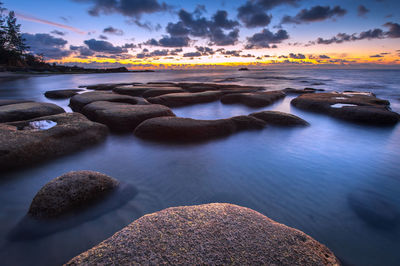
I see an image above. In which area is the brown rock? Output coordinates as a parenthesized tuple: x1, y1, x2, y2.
(0, 102, 65, 122)
(148, 91, 223, 107)
(0, 99, 33, 106)
(142, 87, 186, 98)
(28, 171, 119, 219)
(81, 101, 175, 131)
(250, 111, 309, 126)
(113, 86, 152, 97)
(66, 203, 340, 265)
(221, 91, 286, 107)
(44, 89, 83, 99)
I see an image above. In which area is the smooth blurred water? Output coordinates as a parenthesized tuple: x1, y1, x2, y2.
(0, 69, 400, 266)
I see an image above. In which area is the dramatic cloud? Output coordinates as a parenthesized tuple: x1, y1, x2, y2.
(83, 39, 127, 54)
(73, 0, 168, 18)
(384, 22, 400, 38)
(103, 26, 124, 36)
(319, 55, 330, 59)
(246, 29, 289, 49)
(23, 33, 71, 59)
(70, 45, 95, 57)
(289, 53, 306, 59)
(146, 8, 240, 47)
(183, 52, 202, 57)
(237, 0, 300, 28)
(51, 30, 67, 36)
(358, 5, 369, 17)
(281, 5, 347, 24)
(136, 48, 182, 58)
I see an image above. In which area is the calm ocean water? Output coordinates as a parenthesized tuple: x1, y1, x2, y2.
(0, 69, 400, 266)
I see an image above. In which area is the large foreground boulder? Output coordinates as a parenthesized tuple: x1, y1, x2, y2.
(0, 99, 32, 106)
(0, 112, 108, 171)
(291, 92, 399, 125)
(81, 101, 175, 131)
(134, 116, 265, 142)
(250, 111, 309, 126)
(148, 91, 223, 107)
(69, 91, 148, 112)
(0, 102, 65, 122)
(44, 89, 83, 99)
(66, 203, 339, 265)
(29, 171, 119, 219)
(221, 91, 286, 107)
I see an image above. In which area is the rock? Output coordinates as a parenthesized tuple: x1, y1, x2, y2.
(291, 92, 399, 125)
(148, 91, 223, 107)
(69, 91, 149, 112)
(142, 87, 186, 98)
(250, 111, 309, 126)
(84, 83, 141, 91)
(0, 102, 65, 123)
(113, 86, 152, 97)
(146, 82, 179, 87)
(66, 203, 340, 265)
(221, 91, 286, 107)
(44, 89, 83, 99)
(0, 99, 33, 106)
(177, 83, 262, 93)
(238, 67, 249, 71)
(0, 113, 108, 171)
(28, 171, 119, 219)
(81, 101, 175, 131)
(283, 88, 322, 94)
(134, 116, 265, 142)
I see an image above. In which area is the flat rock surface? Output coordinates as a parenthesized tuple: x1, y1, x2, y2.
(0, 99, 33, 106)
(29, 171, 119, 219)
(250, 111, 309, 126)
(134, 116, 265, 141)
(66, 203, 339, 265)
(44, 89, 83, 99)
(82, 101, 175, 131)
(0, 112, 108, 171)
(148, 91, 223, 107)
(177, 82, 261, 93)
(221, 91, 286, 107)
(0, 102, 65, 122)
(291, 92, 399, 125)
(113, 86, 152, 97)
(69, 91, 148, 112)
(142, 87, 186, 98)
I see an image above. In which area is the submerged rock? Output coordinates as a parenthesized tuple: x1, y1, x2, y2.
(29, 171, 119, 219)
(44, 89, 83, 99)
(148, 91, 223, 107)
(250, 111, 309, 126)
(221, 91, 286, 107)
(69, 91, 149, 112)
(0, 113, 108, 171)
(81, 101, 175, 131)
(0, 102, 65, 123)
(66, 203, 340, 265)
(291, 92, 399, 125)
(134, 116, 265, 142)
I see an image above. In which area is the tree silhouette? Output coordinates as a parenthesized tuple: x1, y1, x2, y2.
(6, 11, 28, 54)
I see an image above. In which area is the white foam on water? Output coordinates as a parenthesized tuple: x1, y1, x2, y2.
(330, 103, 358, 108)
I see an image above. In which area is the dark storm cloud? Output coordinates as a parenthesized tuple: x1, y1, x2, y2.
(103, 26, 124, 36)
(84, 39, 127, 54)
(51, 30, 67, 36)
(237, 0, 301, 28)
(358, 5, 369, 17)
(245, 29, 289, 49)
(22, 33, 72, 59)
(72, 0, 168, 18)
(281, 5, 347, 24)
(289, 53, 305, 59)
(146, 8, 239, 47)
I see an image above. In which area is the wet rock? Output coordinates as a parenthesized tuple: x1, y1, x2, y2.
(291, 92, 399, 125)
(0, 112, 108, 171)
(113, 86, 152, 97)
(44, 89, 83, 99)
(29, 171, 119, 219)
(134, 116, 265, 142)
(178, 82, 261, 93)
(0, 99, 33, 106)
(221, 91, 286, 107)
(283, 88, 323, 94)
(148, 91, 223, 107)
(69, 91, 149, 112)
(250, 111, 309, 126)
(142, 87, 186, 98)
(0, 102, 65, 123)
(81, 101, 175, 131)
(66, 203, 340, 265)
(84, 83, 141, 91)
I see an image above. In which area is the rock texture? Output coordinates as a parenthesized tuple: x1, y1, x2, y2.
(0, 99, 33, 106)
(221, 91, 286, 107)
(291, 92, 399, 125)
(177, 83, 261, 93)
(66, 203, 340, 265)
(113, 86, 151, 97)
(134, 116, 265, 141)
(148, 91, 223, 107)
(0, 102, 65, 122)
(0, 113, 108, 171)
(81, 101, 175, 131)
(69, 91, 148, 112)
(250, 111, 309, 126)
(284, 88, 323, 94)
(142, 87, 186, 98)
(44, 89, 83, 99)
(29, 171, 119, 219)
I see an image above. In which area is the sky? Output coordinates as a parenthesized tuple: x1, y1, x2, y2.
(2, 0, 400, 69)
